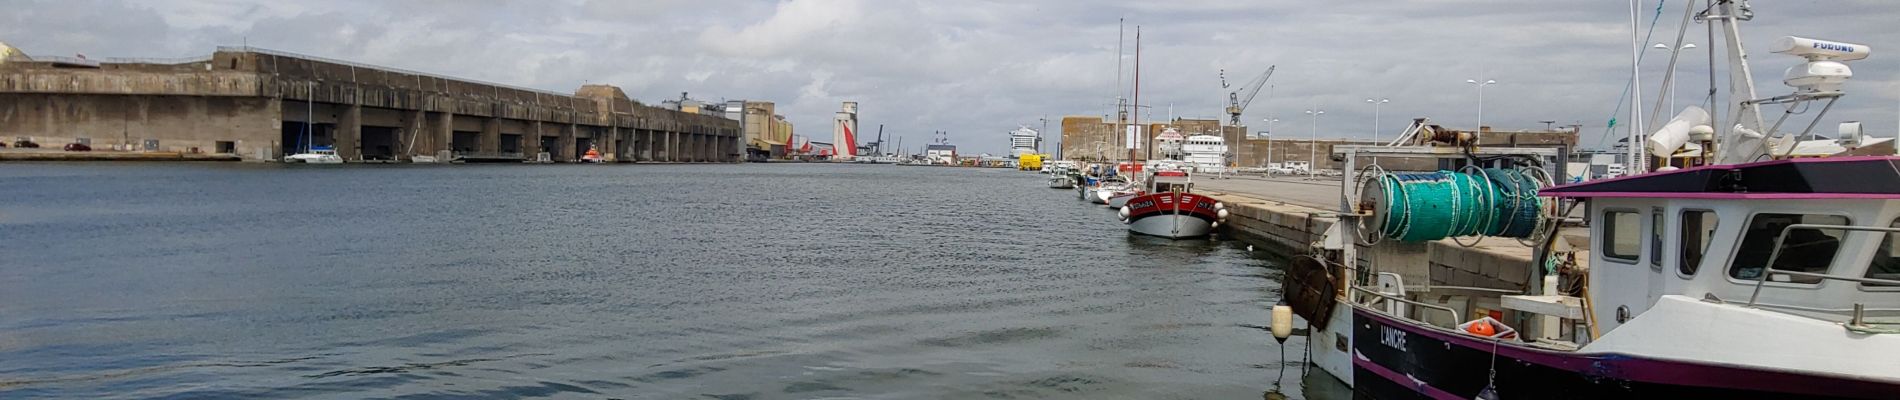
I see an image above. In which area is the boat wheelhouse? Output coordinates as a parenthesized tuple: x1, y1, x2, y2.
(1331, 156, 1900, 399)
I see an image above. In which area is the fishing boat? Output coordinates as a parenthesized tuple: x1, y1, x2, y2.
(1117, 171, 1226, 239)
(285, 145, 342, 164)
(1278, 3, 1900, 398)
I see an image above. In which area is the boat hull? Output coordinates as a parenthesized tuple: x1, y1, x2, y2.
(1048, 177, 1074, 189)
(285, 154, 343, 164)
(1122, 192, 1221, 239)
(1107, 192, 1142, 208)
(1350, 305, 1900, 400)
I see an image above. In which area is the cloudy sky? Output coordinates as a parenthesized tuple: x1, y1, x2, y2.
(5, 0, 1897, 154)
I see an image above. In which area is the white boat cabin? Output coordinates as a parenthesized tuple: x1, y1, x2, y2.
(1549, 157, 1900, 333)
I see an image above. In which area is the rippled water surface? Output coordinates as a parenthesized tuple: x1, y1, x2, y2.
(0, 163, 1344, 399)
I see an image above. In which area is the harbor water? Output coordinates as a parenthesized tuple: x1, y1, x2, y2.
(0, 163, 1346, 399)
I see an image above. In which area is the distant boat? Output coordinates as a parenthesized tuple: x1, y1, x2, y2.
(580, 146, 604, 163)
(1182, 134, 1228, 174)
(285, 145, 343, 164)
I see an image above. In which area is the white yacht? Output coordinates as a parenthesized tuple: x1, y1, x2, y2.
(285, 145, 343, 164)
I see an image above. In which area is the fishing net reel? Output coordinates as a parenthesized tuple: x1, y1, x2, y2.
(1353, 156, 1559, 247)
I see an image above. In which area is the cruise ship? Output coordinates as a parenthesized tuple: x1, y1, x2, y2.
(1008, 126, 1041, 158)
(1181, 133, 1227, 174)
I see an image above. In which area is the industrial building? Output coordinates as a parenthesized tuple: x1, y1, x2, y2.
(832, 101, 859, 160)
(725, 100, 794, 161)
(0, 46, 741, 163)
(1059, 116, 1243, 161)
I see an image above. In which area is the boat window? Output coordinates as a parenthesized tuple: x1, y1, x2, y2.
(1863, 218, 1900, 288)
(1728, 213, 1849, 284)
(1678, 210, 1718, 277)
(1603, 210, 1641, 263)
(1650, 209, 1664, 270)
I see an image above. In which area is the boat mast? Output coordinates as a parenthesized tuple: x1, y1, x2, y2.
(1710, 0, 1770, 164)
(1130, 26, 1141, 167)
(1114, 18, 1127, 162)
(1627, 0, 1647, 173)
(306, 81, 314, 154)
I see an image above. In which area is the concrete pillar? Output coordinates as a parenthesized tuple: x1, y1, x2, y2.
(562, 123, 578, 162)
(643, 129, 654, 161)
(607, 126, 621, 162)
(481, 117, 500, 153)
(668, 131, 679, 162)
(339, 103, 362, 161)
(527, 120, 544, 159)
(434, 111, 453, 157)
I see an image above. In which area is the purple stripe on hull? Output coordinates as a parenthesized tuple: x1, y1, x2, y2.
(1351, 354, 1463, 400)
(1351, 306, 1900, 399)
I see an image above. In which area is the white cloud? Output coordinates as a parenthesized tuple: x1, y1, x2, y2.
(4, 0, 1899, 154)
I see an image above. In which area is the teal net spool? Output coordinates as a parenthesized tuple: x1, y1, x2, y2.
(1378, 168, 1543, 242)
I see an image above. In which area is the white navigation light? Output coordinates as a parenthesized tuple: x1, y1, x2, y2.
(1647, 106, 1711, 158)
(1773, 37, 1868, 95)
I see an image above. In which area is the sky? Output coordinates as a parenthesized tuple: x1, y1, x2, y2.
(5, 0, 1898, 155)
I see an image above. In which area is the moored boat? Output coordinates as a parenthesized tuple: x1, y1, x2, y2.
(1279, 4, 1900, 397)
(580, 146, 604, 163)
(1117, 171, 1226, 238)
(285, 145, 343, 164)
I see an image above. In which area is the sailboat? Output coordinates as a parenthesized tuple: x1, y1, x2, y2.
(284, 87, 342, 164)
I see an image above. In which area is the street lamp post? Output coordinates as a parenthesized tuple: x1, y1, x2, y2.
(1651, 42, 1697, 113)
(1305, 109, 1324, 179)
(1263, 118, 1279, 171)
(1365, 98, 1389, 145)
(1465, 79, 1498, 136)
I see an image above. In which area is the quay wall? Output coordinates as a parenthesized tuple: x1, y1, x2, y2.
(1210, 192, 1532, 293)
(0, 48, 742, 163)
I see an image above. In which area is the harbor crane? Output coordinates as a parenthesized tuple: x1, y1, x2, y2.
(1220, 65, 1275, 127)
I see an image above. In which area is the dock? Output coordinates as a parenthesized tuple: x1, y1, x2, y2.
(1198, 175, 1555, 293)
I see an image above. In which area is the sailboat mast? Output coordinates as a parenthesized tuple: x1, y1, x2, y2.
(1130, 26, 1141, 166)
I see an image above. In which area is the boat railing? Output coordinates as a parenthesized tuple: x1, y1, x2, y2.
(1351, 285, 1461, 329)
(1748, 224, 1900, 328)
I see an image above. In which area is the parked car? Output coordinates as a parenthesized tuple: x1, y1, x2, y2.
(12, 139, 40, 148)
(63, 143, 92, 152)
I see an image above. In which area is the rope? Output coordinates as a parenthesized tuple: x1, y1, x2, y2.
(1375, 167, 1546, 242)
